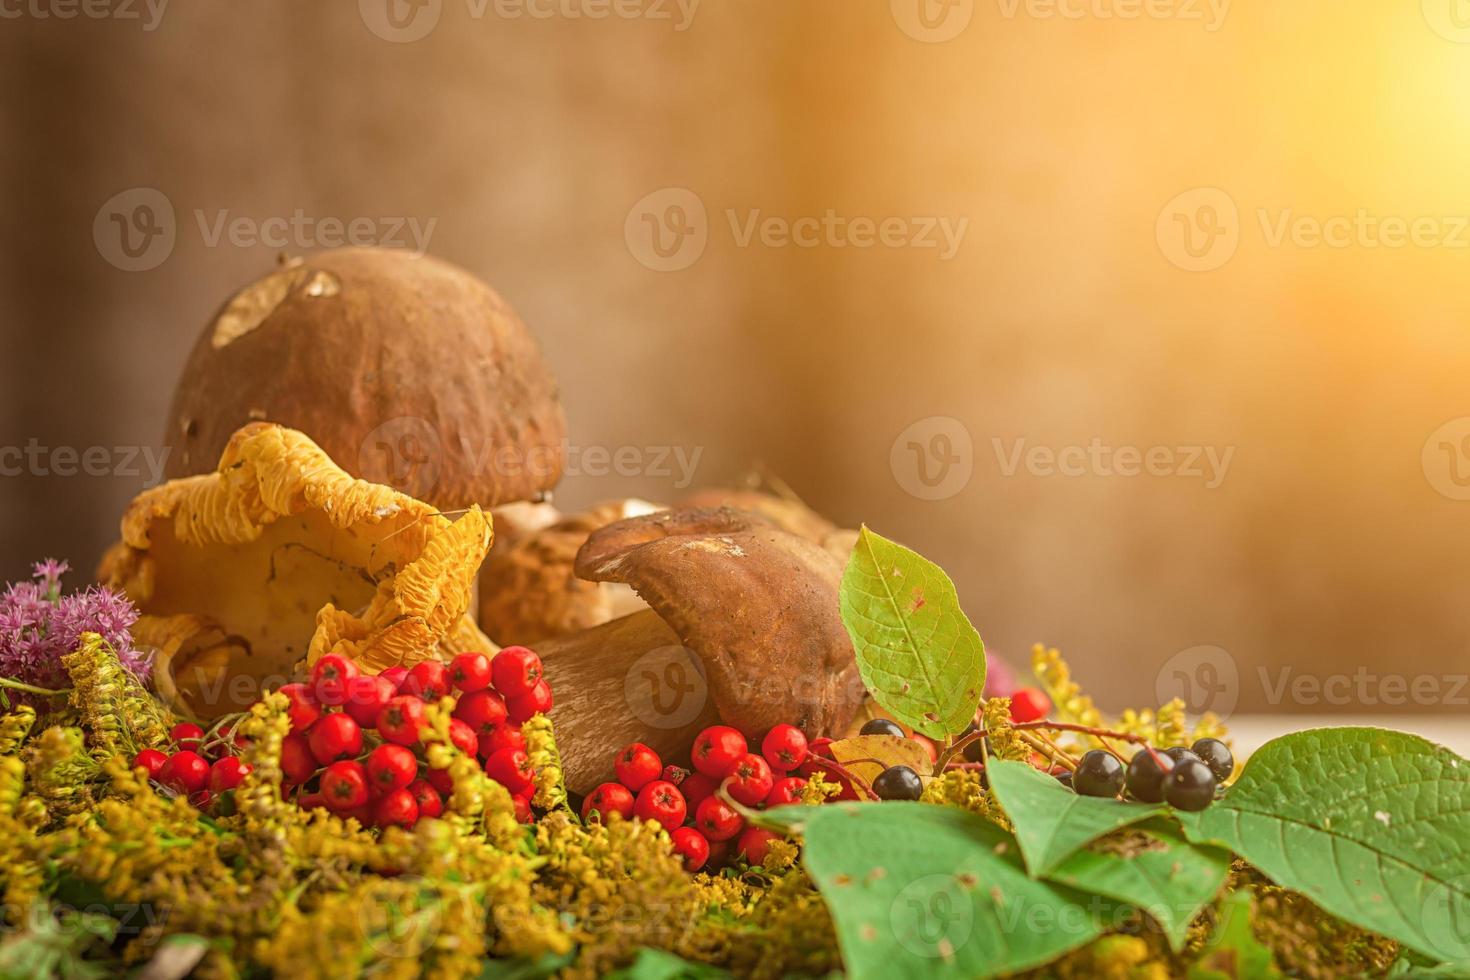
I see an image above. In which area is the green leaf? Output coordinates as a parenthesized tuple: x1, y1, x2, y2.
(1047, 820, 1230, 951)
(1176, 727, 1470, 964)
(799, 802, 1103, 979)
(839, 526, 985, 738)
(478, 950, 578, 979)
(987, 759, 1168, 876)
(1187, 888, 1282, 980)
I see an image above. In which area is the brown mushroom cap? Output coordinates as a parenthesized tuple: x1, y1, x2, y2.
(573, 506, 864, 736)
(162, 247, 566, 509)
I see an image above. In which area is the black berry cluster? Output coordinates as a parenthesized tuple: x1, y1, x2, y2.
(1066, 737, 1233, 811)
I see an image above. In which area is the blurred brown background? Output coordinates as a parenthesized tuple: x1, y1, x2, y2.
(3, 0, 1469, 715)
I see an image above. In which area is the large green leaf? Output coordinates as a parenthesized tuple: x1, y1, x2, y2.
(1046, 820, 1231, 951)
(839, 526, 985, 737)
(1177, 727, 1470, 963)
(987, 759, 1167, 876)
(799, 802, 1102, 979)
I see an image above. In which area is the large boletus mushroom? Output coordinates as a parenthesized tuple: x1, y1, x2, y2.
(541, 507, 865, 791)
(162, 247, 567, 511)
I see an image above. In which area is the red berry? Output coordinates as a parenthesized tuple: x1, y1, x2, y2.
(448, 718, 479, 758)
(298, 791, 328, 812)
(373, 788, 419, 828)
(307, 712, 363, 764)
(766, 776, 806, 807)
(321, 760, 370, 811)
(810, 736, 835, 760)
(311, 653, 360, 706)
(491, 646, 543, 698)
(513, 794, 533, 824)
(477, 725, 525, 759)
(484, 747, 535, 794)
(581, 782, 636, 822)
(408, 779, 443, 819)
(380, 666, 409, 691)
(736, 827, 780, 866)
(426, 767, 455, 797)
(170, 722, 205, 753)
(280, 733, 317, 784)
(670, 826, 711, 871)
(405, 660, 452, 701)
(132, 748, 168, 780)
(454, 689, 509, 734)
(366, 744, 418, 795)
(679, 771, 719, 813)
(191, 789, 214, 810)
(761, 724, 809, 772)
(159, 751, 209, 795)
(278, 683, 322, 733)
(1009, 687, 1052, 724)
(693, 796, 744, 841)
(614, 743, 663, 793)
(705, 838, 732, 870)
(633, 780, 687, 831)
(208, 756, 252, 795)
(448, 652, 493, 692)
(725, 753, 774, 807)
(691, 726, 747, 778)
(342, 675, 396, 728)
(377, 695, 427, 746)
(504, 680, 553, 723)
(909, 732, 939, 764)
(662, 764, 690, 785)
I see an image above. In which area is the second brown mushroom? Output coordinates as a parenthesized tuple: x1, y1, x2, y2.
(540, 507, 865, 792)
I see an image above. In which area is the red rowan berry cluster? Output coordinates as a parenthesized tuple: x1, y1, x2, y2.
(582, 722, 817, 872)
(135, 646, 554, 829)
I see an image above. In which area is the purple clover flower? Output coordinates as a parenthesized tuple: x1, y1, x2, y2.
(0, 560, 150, 692)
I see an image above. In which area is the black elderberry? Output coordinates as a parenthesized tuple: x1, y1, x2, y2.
(1125, 748, 1175, 803)
(1164, 746, 1201, 766)
(860, 718, 905, 739)
(1072, 749, 1125, 798)
(873, 764, 923, 801)
(1164, 758, 1218, 812)
(1191, 738, 1234, 783)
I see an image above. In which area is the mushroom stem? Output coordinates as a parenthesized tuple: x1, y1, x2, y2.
(541, 609, 720, 793)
